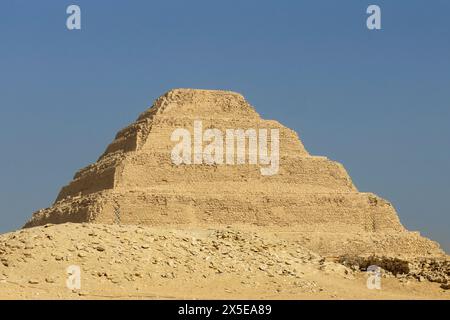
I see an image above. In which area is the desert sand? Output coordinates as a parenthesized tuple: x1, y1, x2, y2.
(0, 223, 448, 300)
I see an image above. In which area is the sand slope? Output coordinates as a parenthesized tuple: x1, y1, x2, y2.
(0, 223, 448, 300)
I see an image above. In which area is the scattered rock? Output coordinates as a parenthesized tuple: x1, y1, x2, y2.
(0, 222, 447, 299)
(45, 277, 55, 283)
(440, 283, 450, 290)
(161, 272, 175, 279)
(259, 264, 268, 271)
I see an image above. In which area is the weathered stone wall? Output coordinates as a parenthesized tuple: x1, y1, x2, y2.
(25, 89, 407, 236)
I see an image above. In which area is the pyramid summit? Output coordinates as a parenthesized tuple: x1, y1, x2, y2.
(24, 89, 443, 257)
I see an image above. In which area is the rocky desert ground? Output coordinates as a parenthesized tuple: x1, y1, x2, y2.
(0, 223, 448, 300)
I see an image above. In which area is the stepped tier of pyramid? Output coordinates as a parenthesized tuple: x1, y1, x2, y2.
(23, 89, 444, 257)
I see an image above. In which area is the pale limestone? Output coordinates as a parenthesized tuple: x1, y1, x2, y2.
(23, 89, 444, 257)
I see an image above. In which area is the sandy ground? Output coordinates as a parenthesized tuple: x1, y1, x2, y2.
(0, 223, 448, 300)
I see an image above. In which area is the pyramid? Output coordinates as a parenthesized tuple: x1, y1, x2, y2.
(25, 88, 409, 234)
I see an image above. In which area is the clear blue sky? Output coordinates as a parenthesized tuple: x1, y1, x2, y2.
(0, 1, 449, 252)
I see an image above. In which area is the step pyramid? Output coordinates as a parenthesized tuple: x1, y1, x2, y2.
(25, 89, 407, 234)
